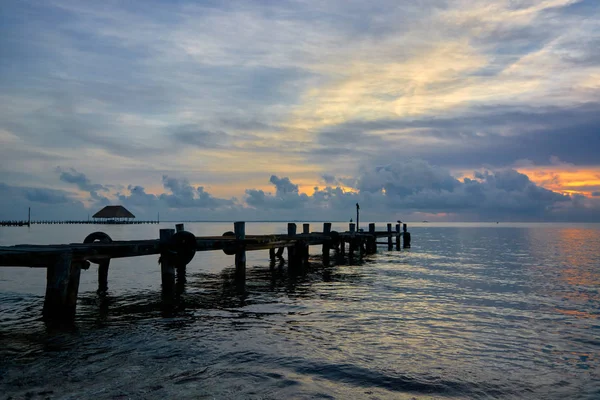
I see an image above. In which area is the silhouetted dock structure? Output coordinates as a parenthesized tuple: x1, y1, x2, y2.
(0, 205, 158, 226)
(0, 221, 411, 324)
(0, 220, 159, 225)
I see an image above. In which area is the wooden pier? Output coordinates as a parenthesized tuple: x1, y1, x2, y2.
(0, 220, 158, 226)
(0, 222, 411, 324)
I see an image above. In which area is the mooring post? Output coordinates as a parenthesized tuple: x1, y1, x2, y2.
(234, 221, 246, 286)
(368, 223, 376, 253)
(322, 222, 331, 265)
(175, 223, 186, 283)
(387, 223, 393, 250)
(301, 223, 310, 266)
(287, 223, 298, 271)
(348, 223, 356, 257)
(43, 251, 76, 322)
(396, 223, 401, 250)
(269, 248, 276, 261)
(403, 223, 411, 248)
(160, 228, 176, 293)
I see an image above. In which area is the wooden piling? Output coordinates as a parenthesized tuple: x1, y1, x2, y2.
(368, 223, 376, 253)
(175, 223, 187, 282)
(403, 223, 411, 248)
(387, 223, 393, 250)
(287, 223, 298, 270)
(234, 221, 246, 284)
(159, 228, 175, 293)
(395, 223, 401, 250)
(349, 223, 356, 233)
(322, 222, 331, 265)
(43, 251, 75, 322)
(303, 223, 310, 234)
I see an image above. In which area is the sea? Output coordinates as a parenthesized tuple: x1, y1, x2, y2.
(0, 222, 599, 399)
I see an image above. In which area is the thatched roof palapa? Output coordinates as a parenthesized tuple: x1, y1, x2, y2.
(92, 205, 135, 219)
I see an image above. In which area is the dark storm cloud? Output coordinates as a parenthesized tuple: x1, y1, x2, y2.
(159, 176, 235, 209)
(58, 167, 108, 193)
(310, 103, 600, 168)
(243, 161, 583, 221)
(0, 182, 87, 220)
(269, 175, 299, 194)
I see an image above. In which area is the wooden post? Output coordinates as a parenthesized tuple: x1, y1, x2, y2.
(322, 222, 331, 265)
(43, 251, 75, 322)
(368, 223, 376, 253)
(387, 223, 393, 250)
(234, 221, 246, 286)
(287, 223, 297, 271)
(28, 207, 31, 227)
(175, 223, 186, 283)
(98, 260, 110, 294)
(160, 228, 175, 294)
(276, 247, 285, 259)
(396, 223, 401, 250)
(349, 223, 356, 233)
(303, 223, 310, 234)
(403, 223, 411, 248)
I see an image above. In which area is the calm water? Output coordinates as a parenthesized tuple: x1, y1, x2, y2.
(1, 222, 599, 399)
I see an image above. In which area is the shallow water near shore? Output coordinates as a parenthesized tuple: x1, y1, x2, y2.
(1, 222, 599, 399)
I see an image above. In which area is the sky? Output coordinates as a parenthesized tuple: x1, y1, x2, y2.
(1, 0, 599, 222)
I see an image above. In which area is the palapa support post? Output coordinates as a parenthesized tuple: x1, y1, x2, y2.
(322, 222, 331, 266)
(43, 251, 77, 323)
(287, 223, 298, 271)
(234, 221, 246, 287)
(403, 223, 411, 248)
(396, 223, 401, 251)
(159, 228, 176, 295)
(368, 223, 376, 253)
(387, 223, 393, 250)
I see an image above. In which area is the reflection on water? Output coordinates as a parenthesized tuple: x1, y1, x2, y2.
(1, 223, 600, 399)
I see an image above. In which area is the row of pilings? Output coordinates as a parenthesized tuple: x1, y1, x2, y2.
(0, 221, 411, 326)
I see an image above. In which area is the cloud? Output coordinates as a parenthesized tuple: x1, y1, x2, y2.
(0, 182, 87, 220)
(0, 0, 599, 214)
(57, 167, 108, 192)
(158, 176, 235, 209)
